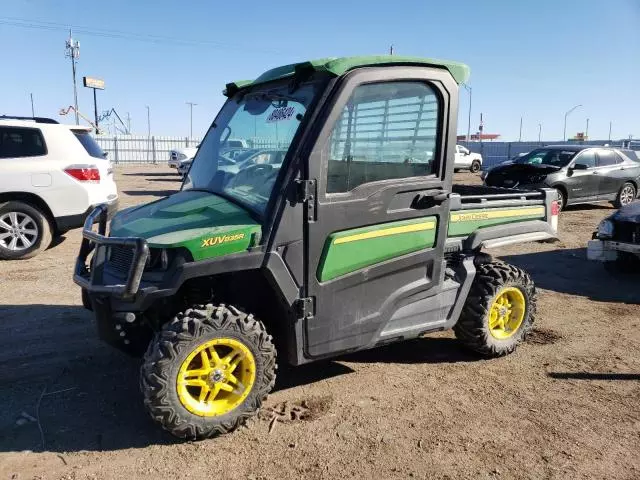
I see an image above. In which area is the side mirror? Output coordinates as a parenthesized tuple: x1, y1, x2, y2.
(465, 151, 471, 156)
(573, 163, 588, 170)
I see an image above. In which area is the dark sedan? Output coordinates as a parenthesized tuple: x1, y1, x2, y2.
(484, 145, 640, 210)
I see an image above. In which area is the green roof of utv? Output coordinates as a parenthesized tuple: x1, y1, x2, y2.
(224, 55, 470, 95)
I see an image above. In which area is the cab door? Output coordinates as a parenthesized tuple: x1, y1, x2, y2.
(302, 66, 457, 358)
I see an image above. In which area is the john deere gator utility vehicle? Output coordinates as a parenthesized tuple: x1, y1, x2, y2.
(75, 55, 559, 439)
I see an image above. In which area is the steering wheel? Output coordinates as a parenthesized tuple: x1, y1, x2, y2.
(228, 163, 274, 188)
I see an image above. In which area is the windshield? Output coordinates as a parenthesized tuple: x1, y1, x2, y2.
(514, 148, 577, 167)
(184, 81, 319, 215)
(72, 130, 106, 159)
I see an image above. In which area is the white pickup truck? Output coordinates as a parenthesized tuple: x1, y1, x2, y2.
(168, 139, 249, 170)
(454, 144, 483, 173)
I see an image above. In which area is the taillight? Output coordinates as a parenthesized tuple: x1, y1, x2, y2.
(551, 201, 560, 216)
(65, 166, 100, 182)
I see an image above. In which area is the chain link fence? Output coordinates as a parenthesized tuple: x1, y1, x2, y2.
(95, 135, 639, 167)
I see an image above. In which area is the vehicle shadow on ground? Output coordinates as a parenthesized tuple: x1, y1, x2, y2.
(501, 248, 640, 304)
(548, 372, 640, 381)
(121, 189, 178, 197)
(0, 305, 481, 453)
(121, 172, 178, 177)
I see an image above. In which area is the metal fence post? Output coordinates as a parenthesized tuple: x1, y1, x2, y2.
(114, 137, 119, 165)
(186, 136, 189, 147)
(152, 136, 157, 165)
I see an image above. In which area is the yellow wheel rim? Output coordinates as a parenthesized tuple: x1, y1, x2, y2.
(177, 338, 256, 417)
(488, 287, 526, 339)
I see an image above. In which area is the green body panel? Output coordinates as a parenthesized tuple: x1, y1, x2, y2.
(224, 55, 470, 95)
(317, 216, 437, 282)
(109, 191, 261, 260)
(448, 206, 546, 237)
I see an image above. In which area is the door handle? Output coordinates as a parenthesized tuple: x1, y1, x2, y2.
(411, 190, 449, 209)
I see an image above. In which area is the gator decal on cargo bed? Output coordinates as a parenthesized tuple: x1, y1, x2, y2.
(317, 217, 437, 282)
(448, 206, 545, 237)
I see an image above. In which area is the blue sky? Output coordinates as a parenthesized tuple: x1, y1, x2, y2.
(1, 0, 639, 141)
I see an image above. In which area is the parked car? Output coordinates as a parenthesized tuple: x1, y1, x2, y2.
(588, 202, 640, 272)
(480, 152, 528, 181)
(454, 144, 483, 173)
(0, 116, 118, 259)
(179, 148, 287, 179)
(483, 145, 640, 211)
(168, 139, 249, 169)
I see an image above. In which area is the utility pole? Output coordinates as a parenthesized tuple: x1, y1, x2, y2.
(538, 123, 542, 143)
(585, 118, 589, 139)
(389, 44, 394, 55)
(608, 121, 612, 141)
(462, 84, 472, 142)
(126, 112, 131, 135)
(519, 116, 523, 142)
(563, 104, 582, 141)
(65, 29, 80, 125)
(186, 102, 197, 140)
(146, 106, 150, 138)
(30, 93, 35, 117)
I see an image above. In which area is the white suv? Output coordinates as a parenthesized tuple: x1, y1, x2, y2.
(0, 116, 118, 260)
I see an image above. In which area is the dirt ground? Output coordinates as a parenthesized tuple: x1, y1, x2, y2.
(1, 166, 639, 480)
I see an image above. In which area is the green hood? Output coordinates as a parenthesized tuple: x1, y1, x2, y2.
(110, 190, 262, 260)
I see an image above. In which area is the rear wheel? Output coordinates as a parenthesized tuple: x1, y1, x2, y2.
(454, 262, 536, 357)
(140, 304, 277, 439)
(470, 160, 481, 173)
(0, 201, 52, 260)
(614, 182, 636, 208)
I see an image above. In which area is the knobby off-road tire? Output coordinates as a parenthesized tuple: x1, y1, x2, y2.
(140, 304, 277, 440)
(0, 201, 52, 260)
(454, 262, 536, 357)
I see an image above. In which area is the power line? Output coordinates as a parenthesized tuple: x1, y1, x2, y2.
(0, 16, 295, 55)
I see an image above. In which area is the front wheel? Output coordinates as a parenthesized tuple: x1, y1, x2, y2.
(140, 304, 277, 440)
(555, 188, 566, 212)
(470, 160, 481, 173)
(454, 262, 536, 357)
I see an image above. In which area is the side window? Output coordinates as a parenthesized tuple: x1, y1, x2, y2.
(574, 150, 596, 169)
(597, 150, 618, 167)
(0, 127, 47, 158)
(325, 81, 440, 194)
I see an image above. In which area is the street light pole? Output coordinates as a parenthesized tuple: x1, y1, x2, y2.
(462, 84, 472, 142)
(563, 104, 582, 141)
(519, 116, 523, 142)
(538, 123, 542, 143)
(585, 118, 589, 139)
(186, 102, 197, 140)
(609, 121, 612, 141)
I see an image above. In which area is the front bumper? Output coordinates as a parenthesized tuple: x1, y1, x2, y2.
(587, 238, 640, 262)
(73, 205, 149, 298)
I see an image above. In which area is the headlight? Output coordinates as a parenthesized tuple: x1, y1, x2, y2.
(146, 248, 171, 270)
(597, 219, 614, 239)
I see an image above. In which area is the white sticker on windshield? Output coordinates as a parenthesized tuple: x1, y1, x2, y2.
(266, 106, 296, 123)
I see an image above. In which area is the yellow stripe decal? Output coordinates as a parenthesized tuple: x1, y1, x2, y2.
(450, 207, 545, 223)
(334, 221, 436, 245)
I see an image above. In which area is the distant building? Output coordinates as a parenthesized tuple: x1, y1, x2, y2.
(457, 133, 501, 141)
